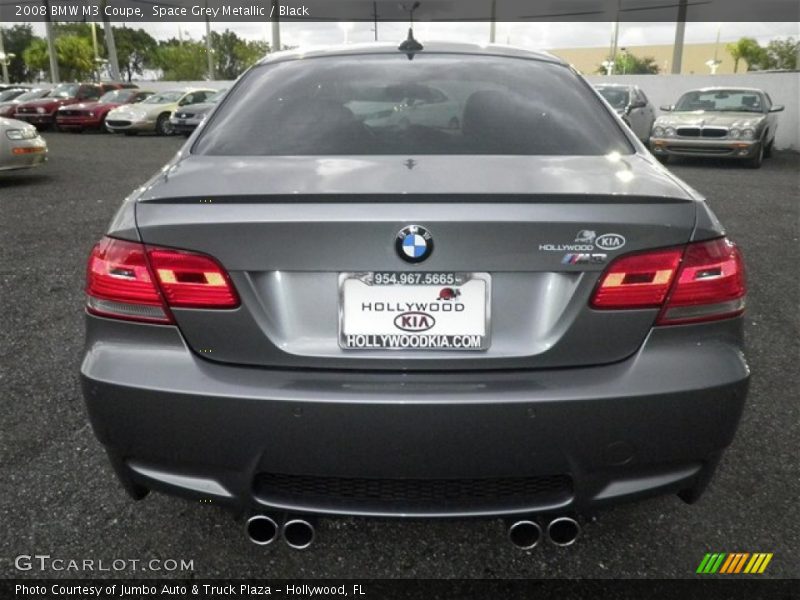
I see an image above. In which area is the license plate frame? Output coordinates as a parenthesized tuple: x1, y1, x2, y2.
(338, 272, 491, 351)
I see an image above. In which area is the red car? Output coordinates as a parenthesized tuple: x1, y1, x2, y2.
(56, 88, 153, 132)
(15, 82, 136, 129)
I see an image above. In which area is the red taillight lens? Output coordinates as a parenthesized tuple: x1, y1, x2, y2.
(86, 237, 171, 323)
(591, 248, 683, 309)
(147, 247, 239, 308)
(658, 238, 745, 325)
(590, 237, 746, 325)
(86, 237, 239, 323)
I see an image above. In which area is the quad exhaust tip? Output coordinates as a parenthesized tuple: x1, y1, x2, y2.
(508, 520, 543, 550)
(546, 516, 581, 547)
(283, 518, 316, 550)
(245, 514, 279, 546)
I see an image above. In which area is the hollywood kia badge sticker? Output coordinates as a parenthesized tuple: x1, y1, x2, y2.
(537, 229, 627, 264)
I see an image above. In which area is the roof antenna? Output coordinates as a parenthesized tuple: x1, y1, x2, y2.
(398, 2, 423, 59)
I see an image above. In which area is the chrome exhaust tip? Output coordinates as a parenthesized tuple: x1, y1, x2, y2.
(283, 518, 316, 550)
(245, 514, 279, 546)
(546, 516, 581, 547)
(507, 520, 542, 550)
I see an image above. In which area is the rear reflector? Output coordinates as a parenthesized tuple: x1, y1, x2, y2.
(591, 237, 745, 325)
(86, 237, 239, 324)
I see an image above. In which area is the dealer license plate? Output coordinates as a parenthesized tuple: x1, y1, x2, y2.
(339, 272, 490, 351)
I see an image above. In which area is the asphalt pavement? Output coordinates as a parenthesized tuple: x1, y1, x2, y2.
(1, 132, 798, 579)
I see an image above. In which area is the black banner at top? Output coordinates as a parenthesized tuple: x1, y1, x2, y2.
(0, 0, 799, 23)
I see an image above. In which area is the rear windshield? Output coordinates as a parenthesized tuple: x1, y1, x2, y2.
(195, 53, 632, 156)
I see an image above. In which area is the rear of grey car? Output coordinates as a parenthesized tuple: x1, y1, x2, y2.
(81, 44, 749, 549)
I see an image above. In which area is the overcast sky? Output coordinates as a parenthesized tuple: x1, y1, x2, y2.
(29, 21, 799, 49)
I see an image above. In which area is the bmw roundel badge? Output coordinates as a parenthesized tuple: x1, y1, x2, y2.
(396, 225, 433, 263)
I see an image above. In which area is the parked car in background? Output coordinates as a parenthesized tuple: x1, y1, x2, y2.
(56, 88, 154, 133)
(0, 116, 47, 171)
(650, 87, 783, 168)
(169, 88, 227, 135)
(0, 84, 30, 92)
(347, 83, 463, 130)
(15, 82, 136, 130)
(594, 83, 656, 143)
(0, 88, 32, 103)
(106, 88, 216, 136)
(0, 88, 50, 118)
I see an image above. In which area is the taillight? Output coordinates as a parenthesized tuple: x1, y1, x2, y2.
(658, 238, 745, 325)
(591, 248, 683, 309)
(591, 237, 745, 325)
(148, 247, 239, 308)
(86, 237, 171, 323)
(86, 237, 239, 324)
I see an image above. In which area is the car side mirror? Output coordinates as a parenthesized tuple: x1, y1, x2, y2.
(629, 100, 647, 110)
(769, 105, 784, 112)
(659, 105, 673, 112)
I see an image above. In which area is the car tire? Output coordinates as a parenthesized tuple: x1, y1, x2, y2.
(156, 113, 174, 136)
(746, 143, 764, 169)
(764, 139, 773, 158)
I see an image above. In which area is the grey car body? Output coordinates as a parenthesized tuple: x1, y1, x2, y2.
(650, 87, 783, 168)
(0, 117, 47, 171)
(82, 43, 748, 527)
(594, 83, 656, 143)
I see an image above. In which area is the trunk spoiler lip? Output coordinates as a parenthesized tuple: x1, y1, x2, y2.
(136, 193, 696, 205)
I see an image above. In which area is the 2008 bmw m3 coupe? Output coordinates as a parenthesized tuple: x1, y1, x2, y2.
(81, 42, 749, 549)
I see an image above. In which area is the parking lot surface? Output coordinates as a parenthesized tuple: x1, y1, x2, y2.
(1, 132, 798, 579)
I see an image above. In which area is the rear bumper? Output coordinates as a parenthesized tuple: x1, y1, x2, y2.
(81, 315, 749, 518)
(650, 137, 759, 159)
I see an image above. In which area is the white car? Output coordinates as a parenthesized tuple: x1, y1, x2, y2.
(0, 117, 47, 172)
(105, 88, 216, 136)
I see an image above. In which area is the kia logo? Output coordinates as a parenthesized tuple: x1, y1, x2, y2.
(595, 233, 626, 250)
(394, 311, 436, 332)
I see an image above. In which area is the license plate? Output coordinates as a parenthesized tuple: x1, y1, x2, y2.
(178, 119, 186, 125)
(339, 272, 490, 351)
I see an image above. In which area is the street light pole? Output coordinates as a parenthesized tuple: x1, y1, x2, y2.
(100, 1, 121, 80)
(271, 0, 281, 52)
(205, 1, 214, 80)
(489, 0, 496, 44)
(0, 26, 10, 84)
(43, 0, 60, 83)
(671, 0, 688, 74)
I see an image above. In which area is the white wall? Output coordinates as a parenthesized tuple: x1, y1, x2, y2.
(136, 72, 799, 150)
(586, 72, 800, 151)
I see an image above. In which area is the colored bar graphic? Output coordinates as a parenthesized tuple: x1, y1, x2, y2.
(697, 553, 713, 574)
(758, 554, 773, 573)
(702, 552, 773, 574)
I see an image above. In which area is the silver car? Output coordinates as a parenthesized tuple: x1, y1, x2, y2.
(82, 43, 749, 550)
(650, 87, 784, 168)
(0, 117, 47, 171)
(594, 83, 656, 143)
